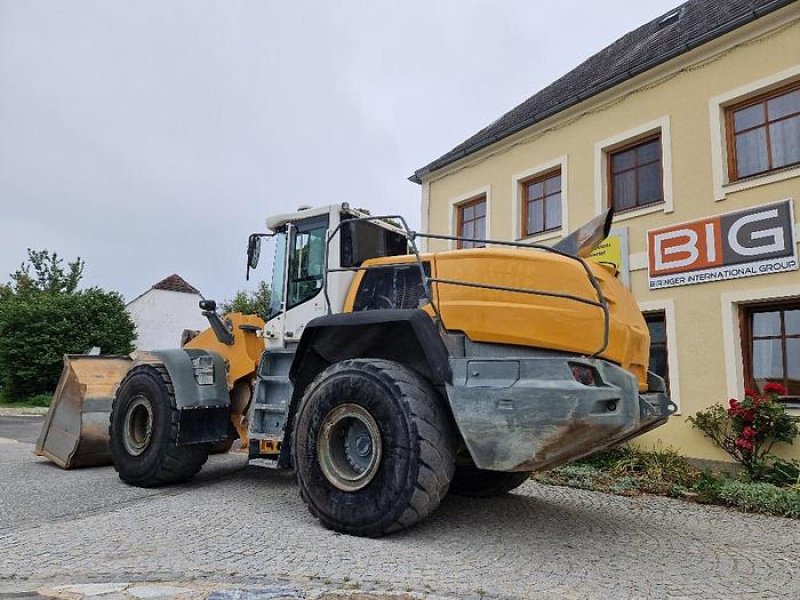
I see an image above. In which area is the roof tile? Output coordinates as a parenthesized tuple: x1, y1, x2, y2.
(151, 274, 201, 295)
(412, 0, 796, 181)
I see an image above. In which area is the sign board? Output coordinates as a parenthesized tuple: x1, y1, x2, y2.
(648, 199, 797, 290)
(590, 228, 630, 287)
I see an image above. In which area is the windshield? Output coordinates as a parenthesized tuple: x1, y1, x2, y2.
(267, 231, 287, 320)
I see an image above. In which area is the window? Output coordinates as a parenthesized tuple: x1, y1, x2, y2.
(608, 135, 663, 212)
(741, 302, 800, 402)
(645, 312, 670, 391)
(267, 231, 287, 320)
(353, 263, 431, 312)
(726, 82, 800, 181)
(456, 196, 486, 249)
(522, 170, 561, 237)
(287, 217, 327, 309)
(339, 217, 408, 268)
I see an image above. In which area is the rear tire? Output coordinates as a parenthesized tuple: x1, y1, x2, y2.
(450, 465, 530, 497)
(110, 364, 209, 487)
(292, 359, 455, 537)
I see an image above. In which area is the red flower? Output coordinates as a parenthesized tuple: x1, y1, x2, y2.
(727, 399, 740, 416)
(744, 388, 760, 398)
(742, 426, 755, 440)
(735, 437, 754, 451)
(763, 382, 787, 396)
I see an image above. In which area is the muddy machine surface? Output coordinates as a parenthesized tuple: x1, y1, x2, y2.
(37, 203, 675, 536)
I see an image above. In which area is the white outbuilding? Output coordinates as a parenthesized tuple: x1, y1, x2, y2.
(126, 274, 208, 350)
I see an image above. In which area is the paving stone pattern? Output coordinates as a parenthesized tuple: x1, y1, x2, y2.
(1, 438, 799, 599)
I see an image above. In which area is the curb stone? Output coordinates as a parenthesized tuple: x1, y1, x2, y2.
(36, 583, 463, 600)
(0, 407, 49, 417)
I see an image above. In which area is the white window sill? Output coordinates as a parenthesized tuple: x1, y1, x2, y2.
(719, 165, 800, 200)
(516, 229, 564, 244)
(612, 202, 667, 223)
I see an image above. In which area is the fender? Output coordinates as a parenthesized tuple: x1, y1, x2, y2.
(289, 309, 452, 390)
(278, 309, 452, 466)
(137, 348, 231, 444)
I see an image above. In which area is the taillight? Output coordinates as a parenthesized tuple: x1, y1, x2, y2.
(571, 364, 598, 386)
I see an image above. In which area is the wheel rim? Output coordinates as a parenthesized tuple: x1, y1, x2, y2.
(318, 403, 382, 492)
(123, 395, 154, 456)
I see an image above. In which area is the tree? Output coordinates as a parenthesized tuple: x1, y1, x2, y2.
(221, 281, 272, 320)
(0, 250, 136, 400)
(9, 249, 84, 296)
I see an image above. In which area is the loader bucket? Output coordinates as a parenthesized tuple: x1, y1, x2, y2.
(35, 355, 132, 469)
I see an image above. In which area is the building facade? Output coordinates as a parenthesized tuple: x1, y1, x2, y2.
(412, 0, 800, 462)
(126, 274, 207, 350)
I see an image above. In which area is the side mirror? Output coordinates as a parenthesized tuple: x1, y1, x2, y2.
(247, 235, 262, 271)
(246, 232, 275, 281)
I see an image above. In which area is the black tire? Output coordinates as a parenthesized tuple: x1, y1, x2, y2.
(292, 359, 456, 537)
(110, 364, 209, 487)
(450, 465, 530, 497)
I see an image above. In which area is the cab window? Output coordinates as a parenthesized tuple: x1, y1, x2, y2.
(288, 216, 328, 309)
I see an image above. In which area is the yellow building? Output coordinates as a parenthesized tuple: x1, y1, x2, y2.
(411, 0, 800, 463)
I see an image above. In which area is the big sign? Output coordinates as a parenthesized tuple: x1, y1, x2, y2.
(648, 199, 797, 290)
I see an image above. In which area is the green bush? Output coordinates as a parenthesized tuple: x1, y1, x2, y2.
(534, 447, 800, 519)
(763, 457, 800, 489)
(711, 480, 800, 518)
(611, 445, 700, 489)
(0, 289, 135, 399)
(0, 250, 135, 401)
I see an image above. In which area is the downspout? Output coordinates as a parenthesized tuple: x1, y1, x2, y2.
(419, 179, 431, 252)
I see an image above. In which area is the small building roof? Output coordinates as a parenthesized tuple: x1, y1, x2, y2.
(410, 0, 795, 183)
(151, 274, 201, 295)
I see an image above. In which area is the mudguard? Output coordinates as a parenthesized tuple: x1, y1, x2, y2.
(140, 349, 232, 445)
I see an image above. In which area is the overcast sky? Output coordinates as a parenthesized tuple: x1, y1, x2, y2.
(0, 0, 680, 302)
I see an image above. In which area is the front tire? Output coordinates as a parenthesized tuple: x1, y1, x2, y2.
(292, 359, 455, 537)
(110, 364, 209, 487)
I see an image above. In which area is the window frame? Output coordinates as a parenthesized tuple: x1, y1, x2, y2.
(724, 80, 800, 183)
(285, 215, 328, 311)
(644, 310, 670, 393)
(639, 299, 680, 412)
(740, 299, 800, 404)
(455, 195, 487, 250)
(594, 116, 673, 220)
(521, 168, 562, 238)
(606, 133, 664, 214)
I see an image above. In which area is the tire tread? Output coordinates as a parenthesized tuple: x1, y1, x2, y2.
(110, 364, 209, 487)
(293, 358, 456, 536)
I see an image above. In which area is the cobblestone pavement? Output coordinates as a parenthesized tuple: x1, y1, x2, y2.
(2, 430, 799, 600)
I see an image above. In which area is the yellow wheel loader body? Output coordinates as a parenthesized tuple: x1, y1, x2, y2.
(345, 247, 650, 390)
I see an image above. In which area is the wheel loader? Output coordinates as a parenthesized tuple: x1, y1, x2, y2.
(36, 202, 675, 537)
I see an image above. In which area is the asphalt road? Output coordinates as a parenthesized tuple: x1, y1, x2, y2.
(2, 416, 799, 600)
(0, 415, 45, 444)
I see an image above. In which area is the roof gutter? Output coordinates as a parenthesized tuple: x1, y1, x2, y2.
(409, 0, 795, 184)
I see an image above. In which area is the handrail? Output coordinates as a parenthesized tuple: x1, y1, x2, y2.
(322, 215, 611, 358)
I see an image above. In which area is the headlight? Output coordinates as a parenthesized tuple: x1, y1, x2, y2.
(192, 355, 215, 385)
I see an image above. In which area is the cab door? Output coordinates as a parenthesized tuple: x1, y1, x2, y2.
(265, 215, 329, 347)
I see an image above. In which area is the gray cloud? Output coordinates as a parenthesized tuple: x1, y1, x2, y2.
(0, 0, 678, 301)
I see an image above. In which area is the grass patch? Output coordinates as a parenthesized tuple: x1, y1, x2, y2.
(0, 390, 52, 408)
(532, 445, 800, 519)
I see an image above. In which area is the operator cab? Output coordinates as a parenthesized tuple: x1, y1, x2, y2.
(247, 203, 408, 349)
